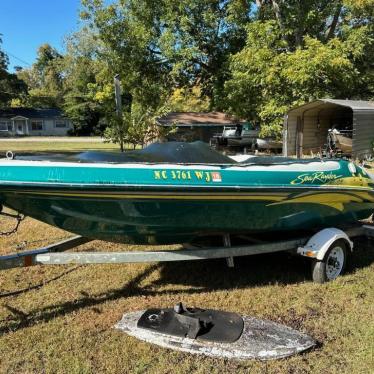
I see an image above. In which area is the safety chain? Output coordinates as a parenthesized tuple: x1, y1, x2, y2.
(0, 210, 25, 236)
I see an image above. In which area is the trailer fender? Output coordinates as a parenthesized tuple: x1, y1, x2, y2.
(297, 228, 353, 260)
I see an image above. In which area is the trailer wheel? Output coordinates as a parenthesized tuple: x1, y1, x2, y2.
(311, 239, 348, 283)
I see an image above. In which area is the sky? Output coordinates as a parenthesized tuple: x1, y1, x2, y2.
(0, 0, 82, 71)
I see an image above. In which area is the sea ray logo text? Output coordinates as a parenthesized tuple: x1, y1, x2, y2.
(290, 172, 343, 185)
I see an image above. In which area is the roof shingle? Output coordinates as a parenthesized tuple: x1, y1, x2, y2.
(158, 112, 245, 126)
(0, 108, 64, 119)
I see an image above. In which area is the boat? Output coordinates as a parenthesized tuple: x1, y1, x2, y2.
(0, 141, 373, 245)
(212, 123, 259, 147)
(212, 124, 282, 152)
(253, 137, 283, 151)
(325, 128, 353, 157)
(227, 124, 260, 147)
(335, 134, 352, 154)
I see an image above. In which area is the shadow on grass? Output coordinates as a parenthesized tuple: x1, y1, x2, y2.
(0, 264, 159, 334)
(0, 266, 82, 299)
(155, 251, 309, 289)
(0, 238, 373, 335)
(155, 237, 374, 289)
(345, 237, 374, 274)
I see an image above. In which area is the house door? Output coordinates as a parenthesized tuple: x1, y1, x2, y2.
(14, 120, 26, 135)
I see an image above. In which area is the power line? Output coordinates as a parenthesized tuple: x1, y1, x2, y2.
(6, 52, 31, 67)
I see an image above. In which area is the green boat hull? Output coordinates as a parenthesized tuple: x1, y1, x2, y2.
(0, 155, 373, 244)
(1, 185, 374, 244)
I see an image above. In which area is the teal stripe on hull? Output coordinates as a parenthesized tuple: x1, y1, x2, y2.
(0, 160, 369, 189)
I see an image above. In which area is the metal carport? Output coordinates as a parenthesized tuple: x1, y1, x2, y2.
(283, 99, 374, 159)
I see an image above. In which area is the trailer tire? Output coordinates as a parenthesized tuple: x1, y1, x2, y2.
(311, 239, 348, 284)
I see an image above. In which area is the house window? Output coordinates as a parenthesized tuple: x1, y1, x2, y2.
(0, 121, 10, 132)
(31, 121, 43, 131)
(55, 120, 67, 128)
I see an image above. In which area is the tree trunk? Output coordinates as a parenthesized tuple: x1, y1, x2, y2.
(271, 1, 285, 31)
(325, 4, 342, 41)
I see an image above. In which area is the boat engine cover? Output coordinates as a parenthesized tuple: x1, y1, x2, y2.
(137, 305, 244, 343)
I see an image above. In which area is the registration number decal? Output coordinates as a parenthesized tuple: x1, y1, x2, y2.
(153, 170, 222, 183)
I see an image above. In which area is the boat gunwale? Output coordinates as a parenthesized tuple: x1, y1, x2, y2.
(0, 182, 373, 193)
(0, 158, 346, 169)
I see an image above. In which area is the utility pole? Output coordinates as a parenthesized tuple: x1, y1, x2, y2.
(114, 74, 124, 151)
(114, 74, 122, 117)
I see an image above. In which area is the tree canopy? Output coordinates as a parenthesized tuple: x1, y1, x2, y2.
(16, 44, 64, 108)
(224, 0, 374, 136)
(1, 0, 373, 142)
(0, 35, 27, 108)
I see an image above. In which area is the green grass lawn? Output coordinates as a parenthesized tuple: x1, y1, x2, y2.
(0, 216, 373, 373)
(0, 138, 120, 153)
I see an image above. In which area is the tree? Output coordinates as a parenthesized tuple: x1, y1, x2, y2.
(17, 44, 64, 108)
(81, 0, 170, 111)
(61, 29, 110, 135)
(155, 0, 251, 108)
(0, 35, 27, 107)
(167, 86, 210, 112)
(104, 103, 172, 150)
(224, 2, 374, 137)
(63, 87, 105, 135)
(255, 1, 346, 48)
(80, 0, 252, 110)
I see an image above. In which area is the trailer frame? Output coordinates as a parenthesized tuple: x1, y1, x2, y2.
(1, 224, 373, 282)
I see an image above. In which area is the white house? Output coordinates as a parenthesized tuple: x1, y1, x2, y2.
(0, 108, 73, 137)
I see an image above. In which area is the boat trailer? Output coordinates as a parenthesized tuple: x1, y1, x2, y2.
(1, 224, 373, 283)
(1, 225, 373, 360)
